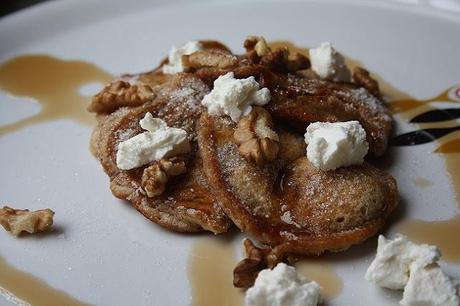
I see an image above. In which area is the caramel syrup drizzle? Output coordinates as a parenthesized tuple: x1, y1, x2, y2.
(0, 54, 112, 305)
(0, 54, 112, 136)
(391, 89, 460, 261)
(188, 238, 244, 306)
(0, 256, 89, 306)
(188, 238, 343, 305)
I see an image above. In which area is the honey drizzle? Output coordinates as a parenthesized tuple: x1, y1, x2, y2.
(188, 238, 244, 306)
(0, 54, 112, 305)
(0, 256, 89, 306)
(295, 260, 343, 299)
(390, 88, 452, 114)
(388, 86, 460, 261)
(397, 131, 460, 261)
(0, 55, 112, 136)
(188, 239, 343, 305)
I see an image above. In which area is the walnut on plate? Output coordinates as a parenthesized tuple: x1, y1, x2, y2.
(141, 158, 187, 197)
(234, 106, 279, 166)
(88, 80, 155, 114)
(0, 206, 54, 236)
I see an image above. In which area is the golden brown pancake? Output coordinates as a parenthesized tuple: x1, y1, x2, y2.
(91, 74, 231, 233)
(266, 75, 393, 156)
(198, 113, 398, 256)
(184, 42, 393, 156)
(89, 37, 398, 250)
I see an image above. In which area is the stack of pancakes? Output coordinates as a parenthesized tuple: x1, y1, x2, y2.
(89, 39, 398, 279)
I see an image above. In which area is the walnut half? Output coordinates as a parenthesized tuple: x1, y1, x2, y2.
(88, 80, 155, 114)
(141, 158, 187, 197)
(0, 206, 54, 236)
(234, 107, 279, 166)
(234, 239, 288, 288)
(233, 239, 272, 288)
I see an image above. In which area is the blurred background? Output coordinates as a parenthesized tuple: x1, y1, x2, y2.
(1, 0, 460, 17)
(1, 0, 50, 17)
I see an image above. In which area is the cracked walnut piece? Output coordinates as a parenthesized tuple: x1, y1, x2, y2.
(141, 158, 187, 197)
(234, 106, 279, 166)
(88, 80, 155, 114)
(244, 36, 310, 72)
(244, 36, 270, 57)
(233, 239, 274, 288)
(0, 206, 54, 236)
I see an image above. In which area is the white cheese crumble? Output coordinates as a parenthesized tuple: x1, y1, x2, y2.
(162, 41, 203, 74)
(304, 121, 369, 171)
(401, 264, 459, 306)
(309, 42, 351, 82)
(116, 113, 190, 170)
(201, 72, 271, 122)
(365, 235, 440, 290)
(245, 263, 321, 306)
(365, 235, 459, 306)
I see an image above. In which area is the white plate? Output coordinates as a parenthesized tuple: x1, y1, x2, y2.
(1, 1, 459, 305)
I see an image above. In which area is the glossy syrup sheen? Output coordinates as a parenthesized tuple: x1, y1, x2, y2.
(188, 239, 344, 304)
(379, 91, 460, 260)
(0, 54, 112, 304)
(388, 85, 460, 261)
(0, 256, 89, 306)
(188, 238, 244, 306)
(0, 54, 112, 136)
(295, 259, 343, 299)
(396, 127, 460, 261)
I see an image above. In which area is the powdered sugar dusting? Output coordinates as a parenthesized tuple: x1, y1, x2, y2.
(116, 128, 135, 143)
(155, 75, 210, 140)
(280, 211, 301, 228)
(337, 87, 392, 123)
(216, 140, 276, 217)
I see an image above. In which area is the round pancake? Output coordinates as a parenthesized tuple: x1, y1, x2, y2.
(92, 74, 232, 233)
(267, 75, 393, 157)
(198, 113, 398, 256)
